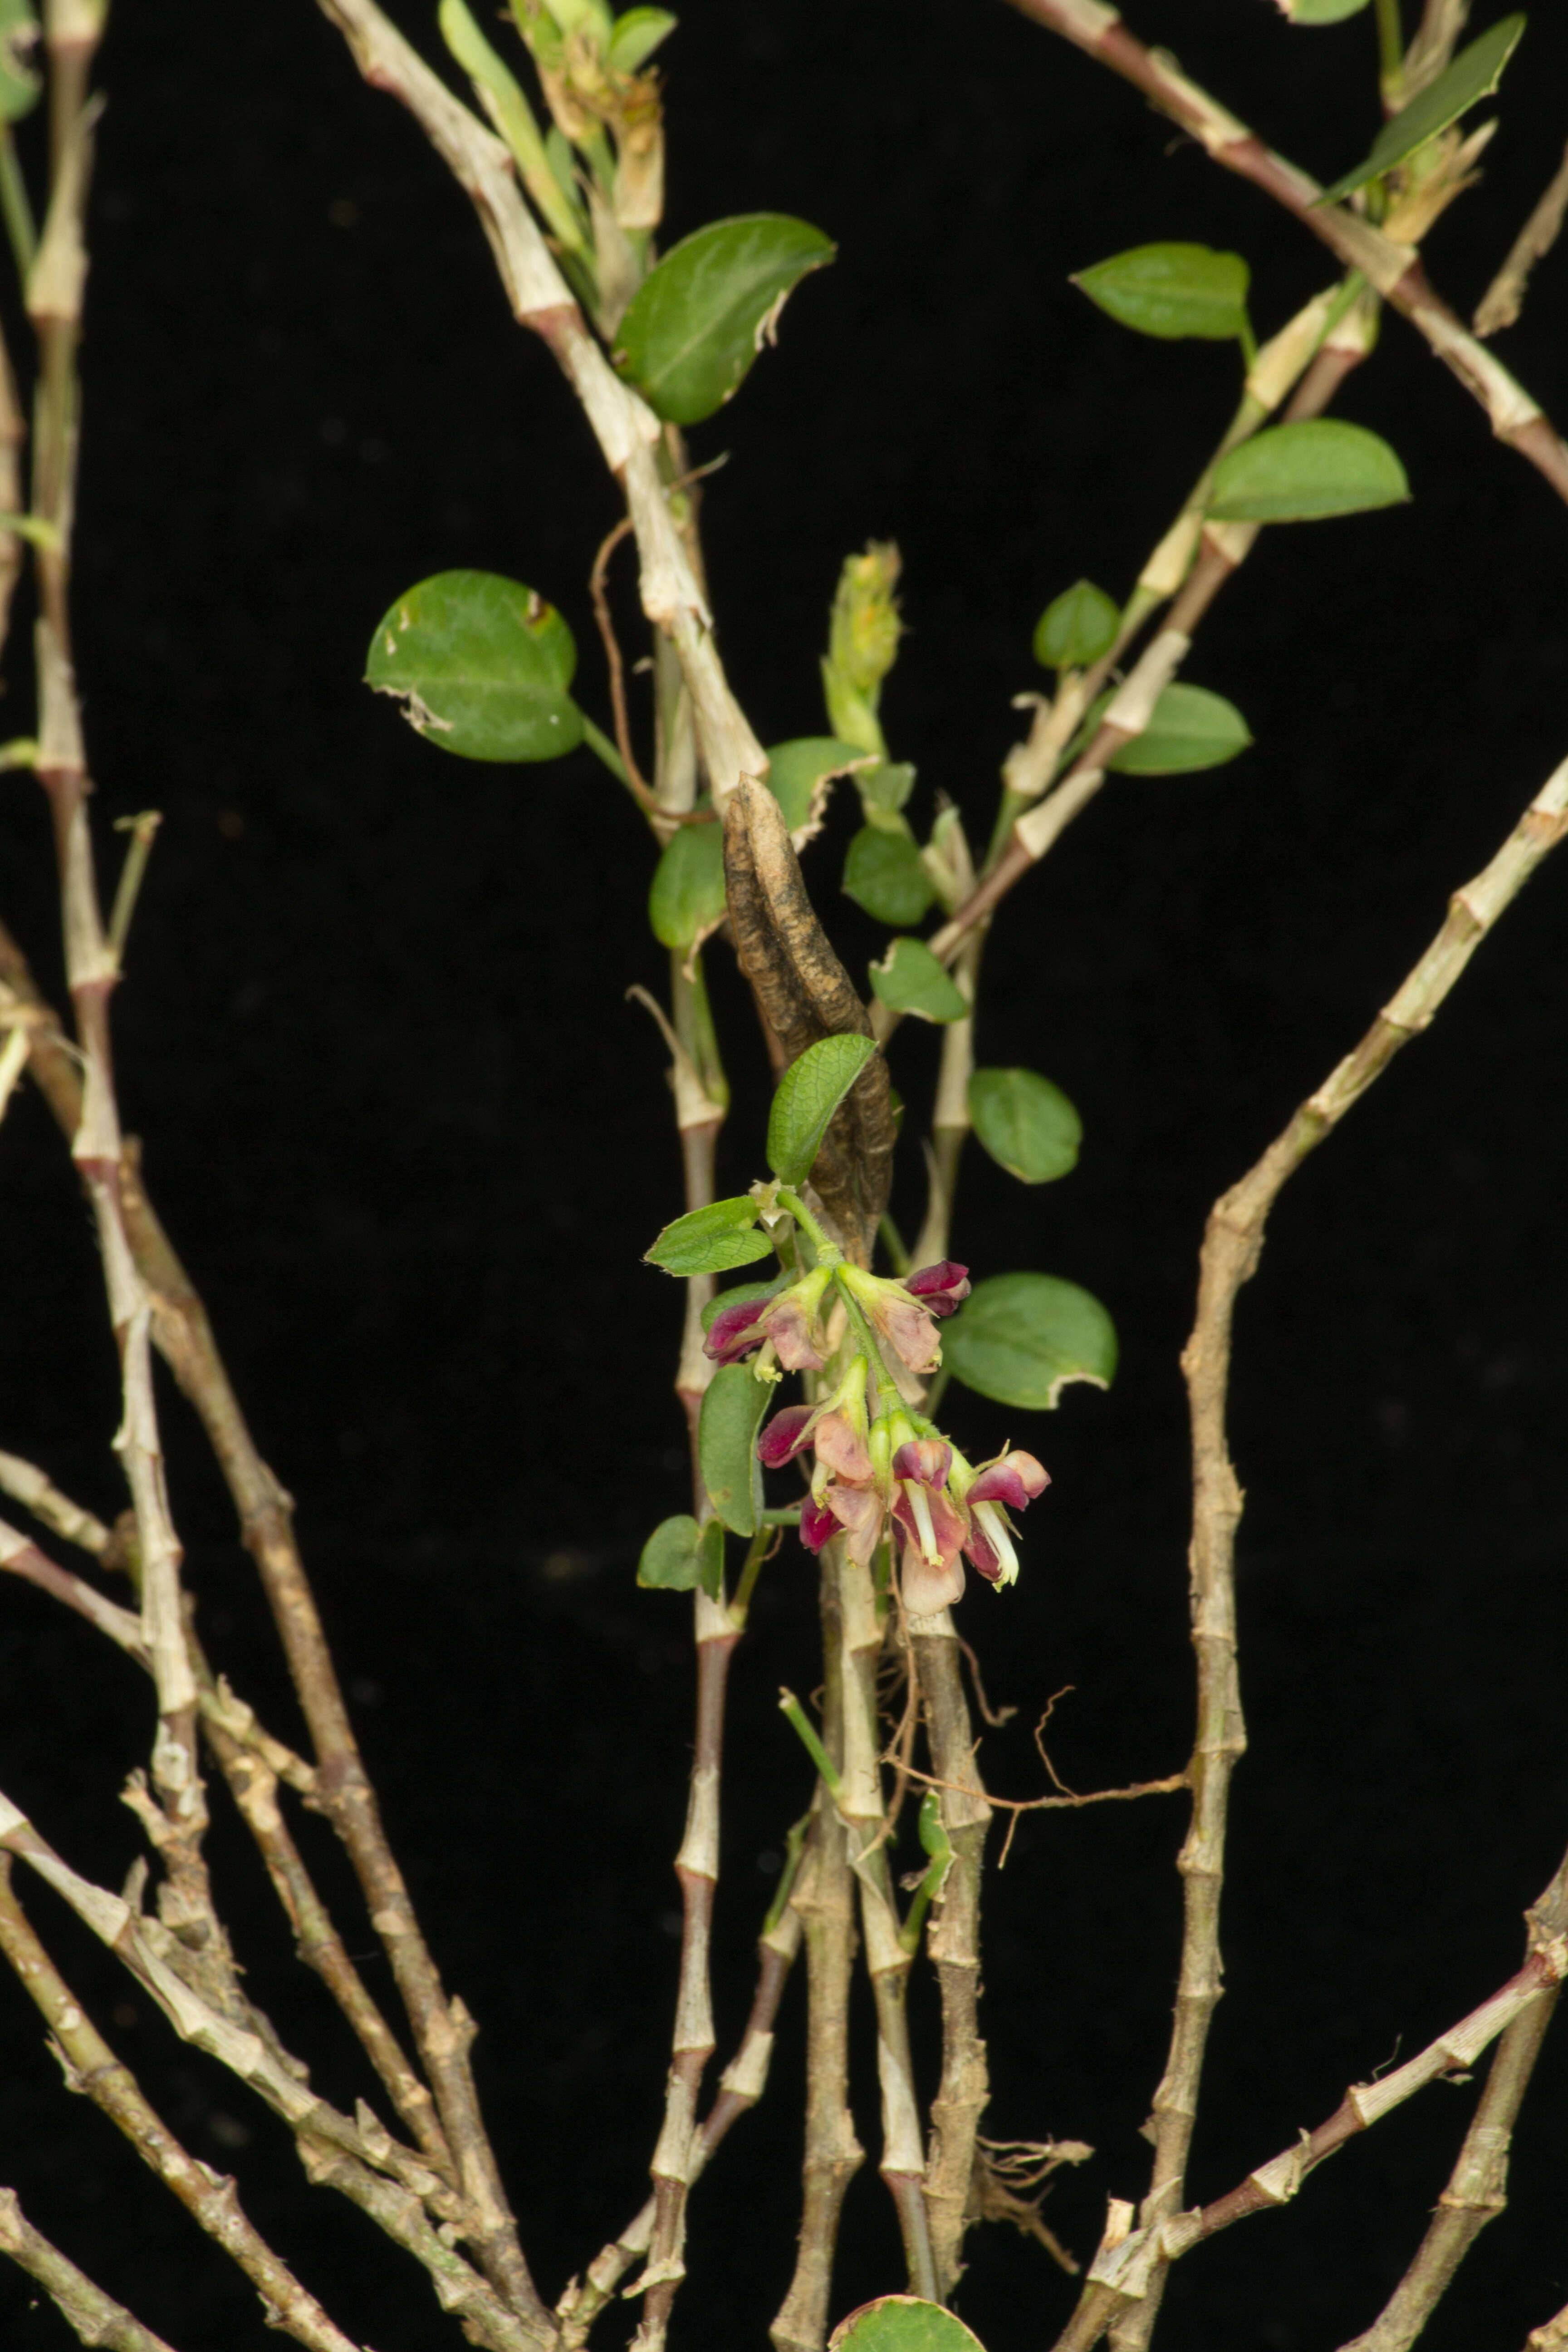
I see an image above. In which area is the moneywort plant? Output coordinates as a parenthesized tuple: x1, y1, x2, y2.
(0, 1, 1567, 2351)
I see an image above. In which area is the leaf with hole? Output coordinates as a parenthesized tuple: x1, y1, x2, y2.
(969, 1068, 1081, 1183)
(645, 1196, 772, 1277)
(1034, 578, 1119, 671)
(943, 1272, 1117, 1410)
(829, 2298, 988, 2352)
(869, 938, 968, 1024)
(365, 571, 582, 762)
(699, 1364, 769, 1535)
(607, 5, 676, 70)
(1319, 13, 1525, 203)
(1073, 242, 1250, 341)
(843, 826, 936, 925)
(767, 1034, 878, 1186)
(648, 821, 726, 950)
(614, 213, 835, 425)
(1208, 419, 1408, 523)
(1086, 681, 1252, 775)
(765, 739, 871, 837)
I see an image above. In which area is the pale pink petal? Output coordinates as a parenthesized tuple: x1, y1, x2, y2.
(901, 1546, 966, 1614)
(767, 1299, 826, 1372)
(878, 1297, 941, 1376)
(813, 1411, 874, 1485)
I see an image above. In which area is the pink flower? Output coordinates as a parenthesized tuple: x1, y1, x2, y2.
(905, 1261, 971, 1318)
(704, 1269, 831, 1372)
(890, 1437, 968, 1613)
(957, 1448, 1049, 1588)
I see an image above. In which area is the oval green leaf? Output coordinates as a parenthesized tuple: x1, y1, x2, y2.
(768, 1034, 878, 1186)
(943, 1272, 1117, 1411)
(1034, 578, 1120, 671)
(843, 826, 937, 925)
(968, 1068, 1081, 1183)
(637, 1514, 701, 1589)
(1095, 681, 1251, 775)
(615, 212, 835, 425)
(0, 0, 40, 122)
(829, 2297, 988, 2352)
(607, 5, 676, 71)
(699, 1363, 769, 1534)
(766, 738, 871, 836)
(1073, 242, 1250, 341)
(1319, 14, 1525, 203)
(649, 820, 726, 950)
(365, 570, 583, 762)
(1208, 418, 1408, 524)
(870, 938, 968, 1024)
(645, 1195, 772, 1277)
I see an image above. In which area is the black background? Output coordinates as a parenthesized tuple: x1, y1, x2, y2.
(1, 1, 1566, 2347)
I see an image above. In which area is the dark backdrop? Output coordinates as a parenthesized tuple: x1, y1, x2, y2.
(1, 3, 1566, 2348)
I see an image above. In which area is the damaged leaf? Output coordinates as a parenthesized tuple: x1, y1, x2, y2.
(615, 212, 835, 424)
(365, 570, 583, 762)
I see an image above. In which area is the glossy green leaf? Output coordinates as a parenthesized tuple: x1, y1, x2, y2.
(944, 1272, 1117, 1411)
(699, 1363, 769, 1534)
(1208, 418, 1408, 523)
(843, 826, 937, 925)
(0, 0, 39, 122)
(648, 821, 726, 949)
(645, 1196, 772, 1277)
(765, 738, 869, 834)
(869, 938, 968, 1024)
(1034, 578, 1119, 671)
(1073, 241, 1250, 341)
(365, 571, 582, 762)
(1281, 0, 1370, 18)
(607, 5, 676, 70)
(968, 1068, 1081, 1183)
(615, 213, 835, 425)
(637, 1514, 701, 1589)
(829, 2298, 987, 2352)
(768, 1034, 878, 1186)
(1320, 14, 1525, 202)
(1086, 681, 1252, 775)
(700, 1275, 785, 1334)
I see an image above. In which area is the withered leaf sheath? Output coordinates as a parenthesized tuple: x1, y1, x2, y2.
(723, 780, 896, 1264)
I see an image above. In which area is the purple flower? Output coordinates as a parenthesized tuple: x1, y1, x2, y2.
(905, 1261, 971, 1318)
(704, 1268, 832, 1372)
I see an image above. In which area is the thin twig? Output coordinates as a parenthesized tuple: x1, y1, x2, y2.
(0, 2185, 183, 2352)
(589, 512, 655, 807)
(0, 1444, 114, 1555)
(1475, 137, 1568, 336)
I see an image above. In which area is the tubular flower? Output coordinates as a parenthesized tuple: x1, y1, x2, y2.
(890, 1437, 969, 1614)
(756, 1361, 883, 1563)
(951, 1447, 1050, 1588)
(838, 1260, 970, 1379)
(704, 1264, 833, 1372)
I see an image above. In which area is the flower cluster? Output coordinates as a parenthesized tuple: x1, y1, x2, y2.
(705, 1257, 971, 1381)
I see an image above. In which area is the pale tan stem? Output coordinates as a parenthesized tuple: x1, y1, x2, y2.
(1528, 2301, 1568, 2352)
(0, 1514, 146, 1656)
(1475, 137, 1568, 336)
(0, 2185, 183, 2352)
(0, 1446, 113, 1554)
(911, 936, 980, 1271)
(911, 1613, 992, 2297)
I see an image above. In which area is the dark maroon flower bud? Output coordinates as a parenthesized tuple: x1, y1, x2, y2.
(967, 1450, 1049, 1511)
(801, 1494, 839, 1553)
(891, 1436, 953, 1489)
(704, 1295, 769, 1365)
(904, 1261, 971, 1318)
(757, 1405, 815, 1469)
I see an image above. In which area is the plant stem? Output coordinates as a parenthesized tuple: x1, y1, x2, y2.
(1374, 0, 1405, 104)
(0, 2187, 182, 2352)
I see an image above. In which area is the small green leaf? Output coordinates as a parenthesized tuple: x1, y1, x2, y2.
(615, 213, 835, 425)
(1073, 242, 1250, 341)
(1034, 578, 1120, 671)
(699, 1364, 769, 1534)
(943, 1272, 1117, 1411)
(365, 571, 582, 762)
(701, 1275, 785, 1334)
(1281, 0, 1370, 19)
(869, 938, 968, 1024)
(843, 826, 937, 925)
(765, 738, 870, 834)
(606, 4, 676, 70)
(1319, 13, 1526, 203)
(828, 2298, 988, 2352)
(638, 1514, 702, 1589)
(646, 1196, 773, 1277)
(1087, 681, 1252, 775)
(968, 1069, 1081, 1183)
(768, 1034, 878, 1186)
(648, 820, 726, 950)
(858, 761, 917, 816)
(696, 1514, 725, 1600)
(0, 0, 39, 122)
(1208, 418, 1409, 523)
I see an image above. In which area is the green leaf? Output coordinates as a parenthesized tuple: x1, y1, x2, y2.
(968, 1068, 1081, 1183)
(615, 213, 835, 425)
(1073, 242, 1250, 341)
(699, 1363, 769, 1534)
(648, 820, 726, 950)
(767, 1034, 878, 1186)
(637, 1514, 701, 1589)
(858, 761, 917, 816)
(943, 1272, 1117, 1411)
(365, 571, 582, 763)
(701, 1275, 785, 1334)
(829, 2298, 988, 2352)
(843, 826, 937, 925)
(1319, 13, 1525, 202)
(645, 1196, 773, 1277)
(607, 5, 676, 70)
(869, 938, 968, 1024)
(1281, 0, 1370, 19)
(696, 1515, 725, 1600)
(0, 0, 39, 122)
(1208, 418, 1409, 523)
(1086, 681, 1252, 775)
(765, 738, 869, 835)
(1034, 578, 1120, 671)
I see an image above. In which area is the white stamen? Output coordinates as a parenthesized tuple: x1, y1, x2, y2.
(906, 1480, 939, 1566)
(975, 1501, 1019, 1586)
